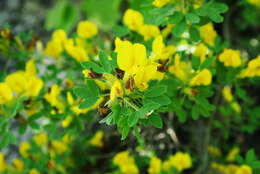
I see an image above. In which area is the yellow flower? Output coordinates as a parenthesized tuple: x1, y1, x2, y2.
(227, 164, 239, 174)
(19, 141, 31, 158)
(231, 102, 241, 113)
(219, 48, 241, 67)
(162, 24, 174, 38)
(29, 168, 40, 174)
(248, 0, 260, 7)
(110, 80, 123, 102)
(5, 71, 27, 94)
(121, 164, 139, 174)
(44, 39, 63, 58)
(226, 147, 240, 162)
(12, 158, 24, 172)
(25, 59, 37, 77)
(64, 39, 89, 62)
(208, 145, 222, 157)
(240, 55, 260, 77)
(138, 24, 160, 41)
(200, 23, 217, 46)
(0, 82, 13, 104)
(169, 54, 191, 82)
(236, 165, 252, 174)
(152, 35, 176, 60)
(33, 132, 48, 146)
(89, 131, 104, 147)
(51, 140, 68, 155)
(190, 69, 212, 86)
(0, 152, 7, 172)
(222, 86, 233, 102)
(193, 43, 208, 63)
(167, 152, 192, 172)
(153, 0, 172, 7)
(52, 29, 67, 44)
(77, 21, 98, 38)
(148, 156, 162, 174)
(123, 9, 144, 31)
(44, 84, 64, 110)
(115, 38, 147, 74)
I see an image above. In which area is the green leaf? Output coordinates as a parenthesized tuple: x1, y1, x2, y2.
(200, 56, 215, 69)
(191, 105, 200, 120)
(0, 133, 10, 149)
(168, 11, 184, 24)
(172, 22, 188, 37)
(113, 25, 130, 37)
(185, 13, 200, 23)
(144, 85, 167, 98)
(128, 112, 139, 127)
(73, 80, 100, 108)
(246, 149, 256, 163)
(192, 56, 200, 70)
(189, 26, 200, 42)
(137, 102, 161, 119)
(121, 126, 130, 140)
(144, 95, 171, 106)
(81, 61, 105, 73)
(99, 51, 112, 73)
(147, 114, 163, 128)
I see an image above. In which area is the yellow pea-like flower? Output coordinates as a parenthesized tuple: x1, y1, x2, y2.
(235, 165, 252, 174)
(123, 9, 144, 31)
(110, 80, 123, 102)
(240, 55, 260, 77)
(138, 24, 160, 41)
(12, 158, 24, 172)
(89, 131, 104, 148)
(19, 141, 31, 158)
(152, 35, 176, 60)
(190, 69, 212, 86)
(52, 29, 67, 44)
(77, 21, 98, 39)
(44, 39, 63, 58)
(0, 82, 13, 105)
(222, 86, 233, 102)
(33, 132, 48, 146)
(148, 156, 162, 174)
(29, 169, 40, 174)
(200, 23, 217, 46)
(167, 152, 192, 172)
(193, 43, 208, 63)
(219, 48, 241, 67)
(153, 0, 172, 8)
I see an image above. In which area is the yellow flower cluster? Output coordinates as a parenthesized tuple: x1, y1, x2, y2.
(219, 48, 242, 67)
(0, 60, 43, 106)
(89, 130, 104, 147)
(211, 163, 252, 174)
(153, 0, 172, 8)
(113, 151, 139, 174)
(115, 38, 164, 91)
(33, 132, 48, 146)
(123, 9, 160, 41)
(200, 23, 217, 46)
(148, 156, 162, 174)
(222, 87, 241, 113)
(208, 145, 222, 157)
(162, 152, 192, 172)
(44, 20, 97, 61)
(248, 0, 260, 7)
(240, 55, 260, 78)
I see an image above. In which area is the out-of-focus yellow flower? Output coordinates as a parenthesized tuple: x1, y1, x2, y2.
(200, 23, 217, 46)
(110, 80, 123, 102)
(222, 86, 233, 102)
(52, 29, 67, 44)
(44, 84, 64, 110)
(219, 49, 241, 67)
(19, 141, 31, 158)
(231, 102, 241, 113)
(226, 147, 240, 162)
(152, 35, 176, 60)
(29, 168, 40, 174)
(163, 152, 192, 172)
(123, 9, 144, 31)
(193, 43, 208, 63)
(248, 0, 260, 7)
(5, 71, 27, 94)
(12, 158, 24, 172)
(138, 24, 160, 41)
(44, 39, 63, 58)
(236, 165, 252, 174)
(64, 39, 89, 62)
(89, 131, 104, 147)
(51, 140, 68, 155)
(77, 21, 98, 38)
(190, 69, 212, 86)
(240, 55, 260, 78)
(169, 54, 191, 82)
(148, 156, 162, 174)
(227, 164, 239, 174)
(0, 152, 7, 172)
(208, 145, 222, 157)
(194, 0, 204, 8)
(0, 82, 13, 104)
(153, 0, 172, 8)
(33, 132, 48, 146)
(113, 151, 139, 174)
(211, 162, 227, 173)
